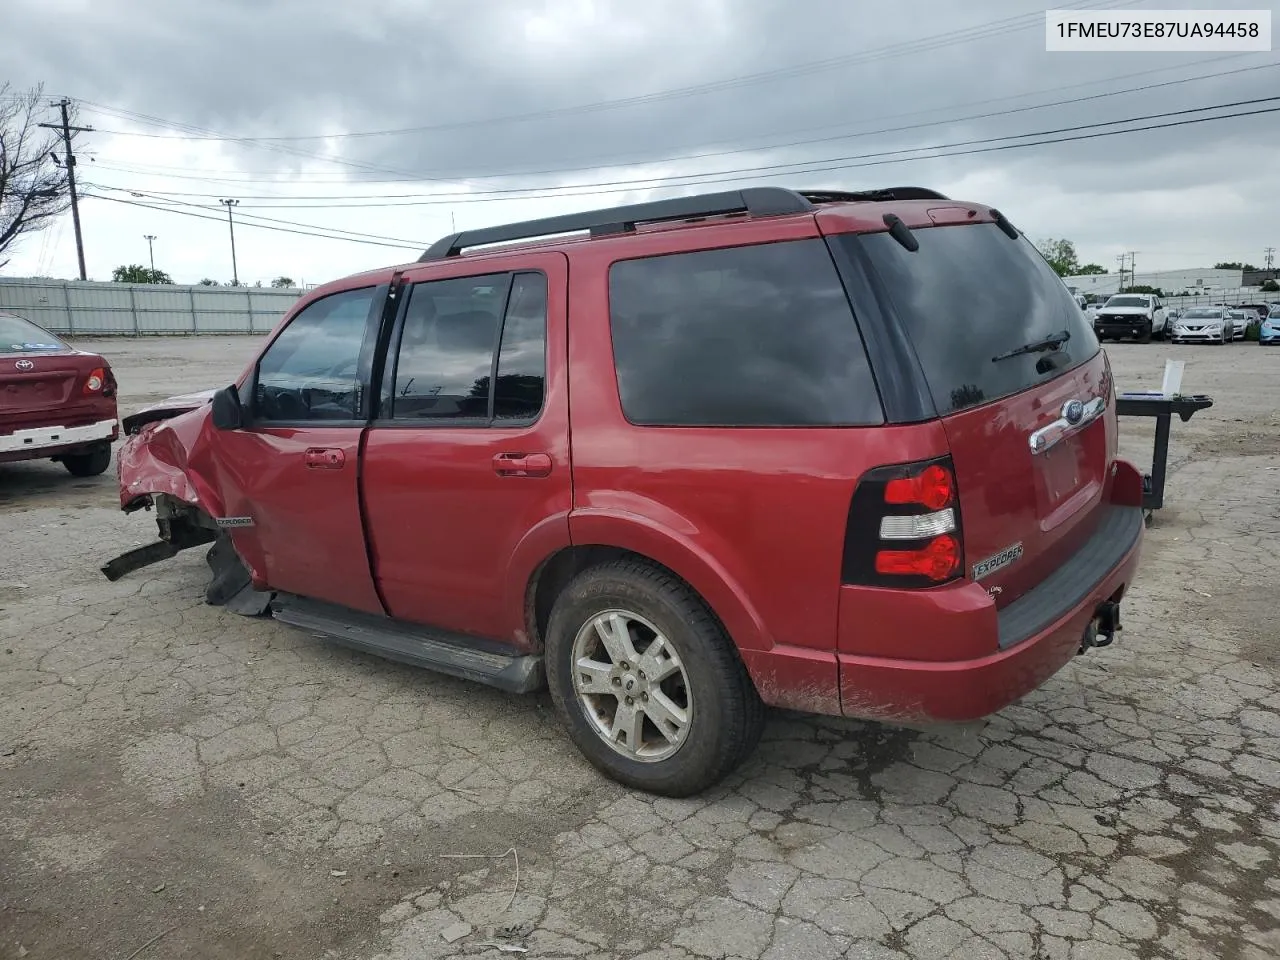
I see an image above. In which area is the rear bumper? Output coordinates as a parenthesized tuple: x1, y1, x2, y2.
(837, 503, 1144, 723)
(0, 417, 118, 463)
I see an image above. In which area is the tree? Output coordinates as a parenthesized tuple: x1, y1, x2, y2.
(1214, 261, 1258, 271)
(1262, 279, 1280, 293)
(270, 276, 295, 288)
(112, 264, 173, 284)
(1122, 284, 1165, 297)
(0, 82, 73, 270)
(1036, 238, 1080, 277)
(1076, 263, 1107, 275)
(198, 278, 219, 286)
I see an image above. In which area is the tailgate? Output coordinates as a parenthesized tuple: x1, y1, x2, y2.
(834, 218, 1114, 610)
(942, 350, 1113, 608)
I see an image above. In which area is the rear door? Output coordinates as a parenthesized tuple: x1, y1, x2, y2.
(841, 222, 1113, 608)
(360, 253, 571, 643)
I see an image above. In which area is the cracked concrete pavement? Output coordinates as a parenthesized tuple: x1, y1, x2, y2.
(2, 337, 1278, 960)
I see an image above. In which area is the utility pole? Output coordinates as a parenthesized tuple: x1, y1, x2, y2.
(38, 99, 93, 281)
(220, 199, 240, 286)
(1265, 247, 1276, 271)
(1116, 253, 1127, 292)
(1127, 251, 1137, 290)
(144, 234, 157, 271)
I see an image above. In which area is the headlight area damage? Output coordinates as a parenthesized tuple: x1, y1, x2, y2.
(101, 391, 272, 616)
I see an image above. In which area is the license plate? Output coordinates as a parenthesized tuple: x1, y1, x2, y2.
(1041, 444, 1082, 505)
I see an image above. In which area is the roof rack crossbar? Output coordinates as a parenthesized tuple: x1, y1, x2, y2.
(798, 187, 950, 203)
(417, 187, 816, 261)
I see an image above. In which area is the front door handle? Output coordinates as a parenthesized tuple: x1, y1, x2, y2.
(493, 452, 553, 477)
(304, 447, 346, 469)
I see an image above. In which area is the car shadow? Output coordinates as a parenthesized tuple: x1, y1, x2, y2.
(0, 455, 118, 509)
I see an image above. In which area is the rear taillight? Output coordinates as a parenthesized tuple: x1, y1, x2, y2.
(83, 367, 106, 395)
(103, 366, 117, 398)
(841, 456, 964, 588)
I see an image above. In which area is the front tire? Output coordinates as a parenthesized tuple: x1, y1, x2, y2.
(1137, 320, 1152, 344)
(545, 559, 765, 797)
(60, 443, 112, 477)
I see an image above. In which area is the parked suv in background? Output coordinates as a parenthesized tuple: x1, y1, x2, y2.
(1, 312, 119, 476)
(107, 187, 1146, 796)
(1093, 294, 1167, 342)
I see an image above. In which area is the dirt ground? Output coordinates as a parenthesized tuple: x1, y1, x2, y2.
(2, 336, 1278, 960)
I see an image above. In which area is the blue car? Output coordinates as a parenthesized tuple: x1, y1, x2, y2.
(1261, 309, 1280, 345)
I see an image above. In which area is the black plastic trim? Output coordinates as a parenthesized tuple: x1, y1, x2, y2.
(824, 237, 938, 425)
(417, 187, 815, 260)
(801, 187, 950, 203)
(997, 504, 1143, 650)
(271, 594, 546, 694)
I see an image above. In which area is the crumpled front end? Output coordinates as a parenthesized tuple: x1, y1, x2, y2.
(102, 392, 271, 614)
(117, 397, 224, 516)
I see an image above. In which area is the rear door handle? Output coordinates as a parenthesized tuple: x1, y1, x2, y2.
(493, 452, 553, 477)
(304, 447, 346, 469)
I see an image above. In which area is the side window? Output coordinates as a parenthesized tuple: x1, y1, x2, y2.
(389, 271, 547, 423)
(607, 239, 883, 427)
(254, 287, 375, 422)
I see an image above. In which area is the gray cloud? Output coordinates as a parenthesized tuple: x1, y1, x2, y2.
(2, 0, 1277, 281)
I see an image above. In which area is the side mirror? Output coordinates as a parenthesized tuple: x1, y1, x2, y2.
(211, 384, 244, 430)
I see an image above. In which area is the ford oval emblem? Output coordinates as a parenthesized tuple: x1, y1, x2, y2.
(14, 359, 34, 371)
(1062, 399, 1085, 425)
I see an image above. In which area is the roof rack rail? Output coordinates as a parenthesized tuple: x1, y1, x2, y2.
(416, 186, 815, 261)
(798, 187, 950, 203)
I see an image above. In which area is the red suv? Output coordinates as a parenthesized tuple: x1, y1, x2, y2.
(107, 187, 1145, 796)
(1, 311, 119, 476)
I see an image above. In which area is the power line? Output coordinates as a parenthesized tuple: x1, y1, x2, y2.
(88, 96, 1280, 210)
(81, 193, 424, 250)
(83, 58, 1280, 195)
(77, 0, 1137, 146)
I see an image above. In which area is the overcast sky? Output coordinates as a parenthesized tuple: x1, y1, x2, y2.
(2, 0, 1278, 285)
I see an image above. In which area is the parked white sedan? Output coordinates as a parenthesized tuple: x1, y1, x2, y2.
(1170, 307, 1234, 344)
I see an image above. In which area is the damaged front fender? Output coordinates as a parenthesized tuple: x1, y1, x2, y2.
(117, 391, 224, 515)
(103, 389, 271, 614)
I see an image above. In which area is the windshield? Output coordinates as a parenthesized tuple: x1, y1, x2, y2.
(0, 314, 70, 354)
(1104, 296, 1150, 308)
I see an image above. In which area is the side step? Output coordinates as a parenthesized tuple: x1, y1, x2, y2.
(270, 595, 545, 695)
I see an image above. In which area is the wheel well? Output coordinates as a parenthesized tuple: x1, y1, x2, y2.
(525, 545, 729, 652)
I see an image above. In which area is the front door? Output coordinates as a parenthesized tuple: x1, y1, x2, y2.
(211, 282, 388, 614)
(360, 254, 571, 644)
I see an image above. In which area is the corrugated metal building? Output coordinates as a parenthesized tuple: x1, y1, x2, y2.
(1064, 268, 1245, 298)
(0, 277, 304, 335)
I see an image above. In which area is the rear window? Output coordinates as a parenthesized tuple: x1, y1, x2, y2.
(0, 314, 68, 353)
(608, 238, 883, 427)
(840, 223, 1099, 416)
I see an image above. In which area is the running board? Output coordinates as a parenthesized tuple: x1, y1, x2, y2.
(270, 595, 545, 694)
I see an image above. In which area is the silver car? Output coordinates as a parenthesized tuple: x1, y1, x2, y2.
(1170, 307, 1234, 344)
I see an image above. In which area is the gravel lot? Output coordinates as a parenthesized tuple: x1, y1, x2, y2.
(2, 336, 1278, 960)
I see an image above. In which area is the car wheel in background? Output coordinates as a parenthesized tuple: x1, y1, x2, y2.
(60, 442, 112, 477)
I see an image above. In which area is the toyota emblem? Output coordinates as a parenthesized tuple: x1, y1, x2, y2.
(14, 359, 34, 371)
(1062, 399, 1085, 425)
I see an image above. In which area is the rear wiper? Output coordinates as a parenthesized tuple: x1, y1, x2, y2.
(991, 329, 1071, 363)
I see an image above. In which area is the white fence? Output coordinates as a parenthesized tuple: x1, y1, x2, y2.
(0, 278, 305, 335)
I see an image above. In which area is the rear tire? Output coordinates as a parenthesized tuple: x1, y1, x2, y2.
(61, 443, 112, 477)
(544, 559, 765, 797)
